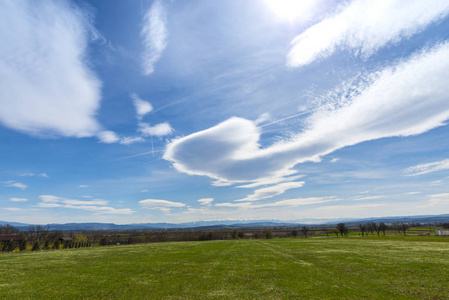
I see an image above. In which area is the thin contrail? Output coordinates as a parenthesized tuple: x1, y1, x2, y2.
(112, 149, 163, 161)
(151, 135, 154, 157)
(259, 109, 317, 128)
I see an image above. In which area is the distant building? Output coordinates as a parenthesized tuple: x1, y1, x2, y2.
(435, 230, 449, 236)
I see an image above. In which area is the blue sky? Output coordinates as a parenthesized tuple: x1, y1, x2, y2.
(1, 0, 449, 224)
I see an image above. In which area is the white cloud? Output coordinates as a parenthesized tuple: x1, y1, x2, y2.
(65, 205, 133, 214)
(404, 192, 420, 195)
(5, 181, 28, 190)
(20, 172, 48, 178)
(20, 172, 34, 177)
(198, 198, 214, 205)
(62, 199, 108, 206)
(139, 199, 186, 210)
(98, 131, 120, 144)
(131, 94, 153, 118)
(164, 42, 449, 184)
(421, 193, 449, 207)
(0, 0, 103, 138)
(139, 122, 173, 136)
(37, 195, 133, 215)
(236, 181, 305, 202)
(78, 185, 89, 188)
(236, 174, 304, 189)
(430, 180, 443, 186)
(287, 0, 449, 67)
(10, 198, 28, 202)
(216, 196, 334, 209)
(120, 136, 145, 145)
(429, 193, 449, 201)
(4, 207, 23, 211)
(352, 195, 385, 201)
(141, 0, 168, 75)
(403, 159, 449, 176)
(255, 113, 271, 125)
(330, 158, 340, 163)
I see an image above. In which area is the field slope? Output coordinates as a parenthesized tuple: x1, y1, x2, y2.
(1, 237, 448, 299)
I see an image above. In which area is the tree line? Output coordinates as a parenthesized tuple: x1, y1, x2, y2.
(1, 221, 445, 252)
(0, 225, 90, 252)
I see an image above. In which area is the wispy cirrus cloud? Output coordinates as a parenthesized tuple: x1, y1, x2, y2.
(10, 198, 28, 202)
(120, 136, 145, 145)
(141, 0, 168, 75)
(164, 42, 449, 185)
(421, 193, 449, 207)
(37, 195, 133, 215)
(5, 181, 28, 190)
(403, 159, 449, 176)
(216, 196, 334, 209)
(404, 192, 421, 195)
(198, 198, 214, 206)
(287, 0, 449, 67)
(235, 181, 304, 202)
(0, 0, 104, 138)
(19, 172, 48, 178)
(352, 195, 385, 201)
(139, 199, 186, 211)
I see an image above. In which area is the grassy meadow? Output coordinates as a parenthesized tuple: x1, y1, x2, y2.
(1, 236, 449, 299)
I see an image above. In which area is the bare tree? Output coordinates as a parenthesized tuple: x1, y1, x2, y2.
(374, 223, 382, 236)
(291, 229, 298, 238)
(400, 223, 409, 235)
(336, 223, 348, 237)
(359, 224, 367, 237)
(262, 229, 273, 239)
(0, 224, 19, 234)
(379, 223, 388, 235)
(300, 226, 310, 238)
(366, 222, 377, 236)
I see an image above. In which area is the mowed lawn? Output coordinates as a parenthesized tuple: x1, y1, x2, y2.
(1, 237, 449, 299)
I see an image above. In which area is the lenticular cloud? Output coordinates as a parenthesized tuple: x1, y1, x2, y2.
(164, 42, 449, 184)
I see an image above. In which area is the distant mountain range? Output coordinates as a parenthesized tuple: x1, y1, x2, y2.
(1, 214, 448, 231)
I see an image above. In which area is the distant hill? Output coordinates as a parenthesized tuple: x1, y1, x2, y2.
(0, 221, 30, 227)
(1, 214, 448, 231)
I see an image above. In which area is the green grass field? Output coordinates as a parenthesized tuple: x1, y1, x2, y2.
(1, 237, 449, 299)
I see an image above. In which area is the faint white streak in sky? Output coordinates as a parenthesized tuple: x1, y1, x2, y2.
(112, 150, 164, 162)
(141, 0, 168, 75)
(404, 159, 449, 176)
(258, 109, 316, 128)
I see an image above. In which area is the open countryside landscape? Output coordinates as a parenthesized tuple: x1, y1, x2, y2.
(2, 0, 449, 298)
(1, 221, 449, 298)
(1, 235, 449, 299)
